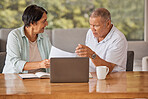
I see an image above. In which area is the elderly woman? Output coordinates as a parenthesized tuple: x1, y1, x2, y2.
(3, 5, 51, 73)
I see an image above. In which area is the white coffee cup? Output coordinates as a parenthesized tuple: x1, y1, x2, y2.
(96, 66, 109, 80)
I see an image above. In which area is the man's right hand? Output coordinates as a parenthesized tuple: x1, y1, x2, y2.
(75, 44, 94, 58)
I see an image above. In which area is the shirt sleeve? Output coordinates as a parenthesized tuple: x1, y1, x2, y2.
(6, 31, 26, 73)
(105, 37, 127, 67)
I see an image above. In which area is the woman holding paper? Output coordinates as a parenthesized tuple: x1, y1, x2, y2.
(3, 5, 51, 73)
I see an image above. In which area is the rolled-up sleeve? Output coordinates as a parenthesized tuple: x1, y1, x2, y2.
(106, 37, 127, 66)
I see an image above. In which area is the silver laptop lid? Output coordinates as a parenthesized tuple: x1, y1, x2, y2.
(50, 57, 89, 83)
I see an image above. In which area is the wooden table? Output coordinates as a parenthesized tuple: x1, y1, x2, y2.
(0, 71, 148, 99)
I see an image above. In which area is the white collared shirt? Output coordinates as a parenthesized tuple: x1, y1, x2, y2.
(86, 25, 128, 72)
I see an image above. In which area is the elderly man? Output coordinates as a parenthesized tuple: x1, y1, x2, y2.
(75, 8, 127, 73)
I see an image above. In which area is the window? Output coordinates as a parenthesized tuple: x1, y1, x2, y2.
(0, 0, 145, 41)
(107, 0, 145, 41)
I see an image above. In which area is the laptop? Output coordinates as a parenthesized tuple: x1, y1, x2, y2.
(50, 57, 89, 83)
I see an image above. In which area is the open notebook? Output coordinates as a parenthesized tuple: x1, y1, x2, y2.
(18, 72, 50, 79)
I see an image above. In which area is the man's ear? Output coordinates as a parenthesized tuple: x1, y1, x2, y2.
(107, 20, 111, 28)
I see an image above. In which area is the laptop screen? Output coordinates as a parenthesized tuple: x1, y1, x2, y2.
(50, 57, 89, 83)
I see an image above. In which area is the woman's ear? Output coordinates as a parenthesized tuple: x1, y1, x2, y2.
(30, 22, 37, 26)
(30, 23, 34, 26)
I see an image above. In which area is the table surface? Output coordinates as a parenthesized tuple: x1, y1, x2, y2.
(0, 71, 148, 99)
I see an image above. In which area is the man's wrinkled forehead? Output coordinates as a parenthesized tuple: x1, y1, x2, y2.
(89, 16, 106, 23)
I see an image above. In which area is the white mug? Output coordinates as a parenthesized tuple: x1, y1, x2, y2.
(96, 66, 109, 79)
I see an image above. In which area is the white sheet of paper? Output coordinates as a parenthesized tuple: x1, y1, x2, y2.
(49, 46, 77, 59)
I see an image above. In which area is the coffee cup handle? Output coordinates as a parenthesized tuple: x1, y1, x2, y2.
(106, 67, 109, 75)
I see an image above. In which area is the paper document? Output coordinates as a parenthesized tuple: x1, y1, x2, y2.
(49, 46, 77, 58)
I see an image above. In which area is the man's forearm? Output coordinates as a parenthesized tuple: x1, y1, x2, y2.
(90, 55, 116, 73)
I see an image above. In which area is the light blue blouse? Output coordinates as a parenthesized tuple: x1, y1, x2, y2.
(3, 26, 51, 73)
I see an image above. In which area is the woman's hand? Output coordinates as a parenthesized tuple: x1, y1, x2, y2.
(39, 59, 50, 68)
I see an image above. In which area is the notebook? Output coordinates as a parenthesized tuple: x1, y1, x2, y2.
(18, 72, 50, 79)
(50, 57, 89, 83)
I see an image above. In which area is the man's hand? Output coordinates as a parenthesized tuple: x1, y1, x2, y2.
(75, 44, 94, 58)
(39, 59, 50, 68)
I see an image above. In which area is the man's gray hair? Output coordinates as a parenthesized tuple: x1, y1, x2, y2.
(90, 8, 111, 21)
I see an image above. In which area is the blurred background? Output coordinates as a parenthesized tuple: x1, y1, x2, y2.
(0, 0, 144, 41)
